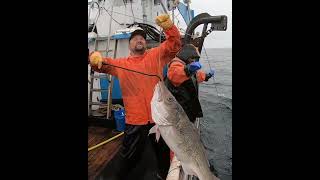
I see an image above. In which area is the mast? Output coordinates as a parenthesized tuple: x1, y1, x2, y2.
(141, 0, 147, 23)
(184, 0, 192, 23)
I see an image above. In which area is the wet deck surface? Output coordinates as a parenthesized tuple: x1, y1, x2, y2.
(88, 126, 123, 180)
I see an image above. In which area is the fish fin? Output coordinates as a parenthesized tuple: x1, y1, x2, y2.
(149, 124, 157, 135)
(180, 163, 197, 178)
(155, 127, 161, 142)
(179, 169, 188, 180)
(149, 125, 161, 142)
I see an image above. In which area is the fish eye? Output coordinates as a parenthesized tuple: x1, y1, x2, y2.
(167, 97, 174, 102)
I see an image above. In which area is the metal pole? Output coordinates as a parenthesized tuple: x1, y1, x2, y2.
(106, 74, 114, 119)
(106, 39, 118, 119)
(186, 0, 192, 24)
(106, 0, 116, 56)
(89, 69, 95, 116)
(142, 0, 147, 23)
(159, 0, 168, 14)
(88, 39, 99, 116)
(105, 0, 116, 119)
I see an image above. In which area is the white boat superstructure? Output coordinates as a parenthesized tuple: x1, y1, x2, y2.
(88, 0, 187, 114)
(88, 0, 178, 42)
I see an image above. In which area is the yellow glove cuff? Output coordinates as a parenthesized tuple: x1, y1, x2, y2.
(159, 19, 173, 30)
(156, 14, 173, 30)
(90, 51, 103, 69)
(156, 14, 170, 25)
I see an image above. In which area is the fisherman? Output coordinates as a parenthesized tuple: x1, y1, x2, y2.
(165, 43, 214, 123)
(89, 14, 181, 180)
(163, 44, 218, 179)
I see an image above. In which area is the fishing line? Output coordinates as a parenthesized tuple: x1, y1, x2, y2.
(105, 9, 122, 25)
(177, 28, 221, 93)
(101, 62, 162, 81)
(202, 46, 221, 97)
(178, 27, 222, 96)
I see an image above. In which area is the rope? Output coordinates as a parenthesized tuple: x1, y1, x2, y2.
(102, 9, 157, 25)
(88, 132, 124, 152)
(130, 0, 136, 22)
(105, 9, 122, 25)
(98, 104, 124, 114)
(92, 2, 177, 27)
(106, 0, 116, 56)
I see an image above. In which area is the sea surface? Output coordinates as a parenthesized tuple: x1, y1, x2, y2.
(199, 48, 232, 180)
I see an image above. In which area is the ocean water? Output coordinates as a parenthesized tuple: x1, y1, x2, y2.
(199, 48, 232, 180)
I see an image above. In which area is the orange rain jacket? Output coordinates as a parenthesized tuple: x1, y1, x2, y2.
(167, 58, 206, 87)
(91, 25, 181, 125)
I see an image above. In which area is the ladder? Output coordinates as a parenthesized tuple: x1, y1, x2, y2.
(88, 38, 119, 119)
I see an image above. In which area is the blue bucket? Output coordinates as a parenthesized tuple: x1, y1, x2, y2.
(114, 109, 126, 131)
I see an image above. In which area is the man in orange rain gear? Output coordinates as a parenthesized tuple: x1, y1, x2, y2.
(165, 44, 214, 123)
(89, 14, 181, 180)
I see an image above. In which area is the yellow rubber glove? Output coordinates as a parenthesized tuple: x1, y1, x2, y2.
(89, 51, 103, 69)
(155, 14, 173, 30)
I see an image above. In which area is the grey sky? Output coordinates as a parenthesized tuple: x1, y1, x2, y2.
(185, 0, 232, 48)
(88, 0, 231, 48)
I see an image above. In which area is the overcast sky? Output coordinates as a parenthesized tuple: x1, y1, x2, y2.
(186, 0, 232, 48)
(88, 0, 231, 48)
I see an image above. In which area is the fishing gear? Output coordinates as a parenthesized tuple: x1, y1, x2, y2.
(182, 13, 227, 98)
(184, 13, 227, 53)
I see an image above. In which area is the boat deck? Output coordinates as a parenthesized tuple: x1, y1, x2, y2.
(88, 126, 123, 180)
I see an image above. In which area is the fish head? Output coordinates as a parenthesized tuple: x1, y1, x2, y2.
(151, 82, 186, 125)
(156, 81, 180, 109)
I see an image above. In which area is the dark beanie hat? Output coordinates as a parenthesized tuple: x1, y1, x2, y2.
(129, 29, 147, 41)
(176, 44, 200, 63)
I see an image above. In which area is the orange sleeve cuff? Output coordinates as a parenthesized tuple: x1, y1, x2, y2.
(167, 61, 189, 87)
(91, 57, 118, 76)
(196, 71, 206, 83)
(159, 25, 182, 64)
